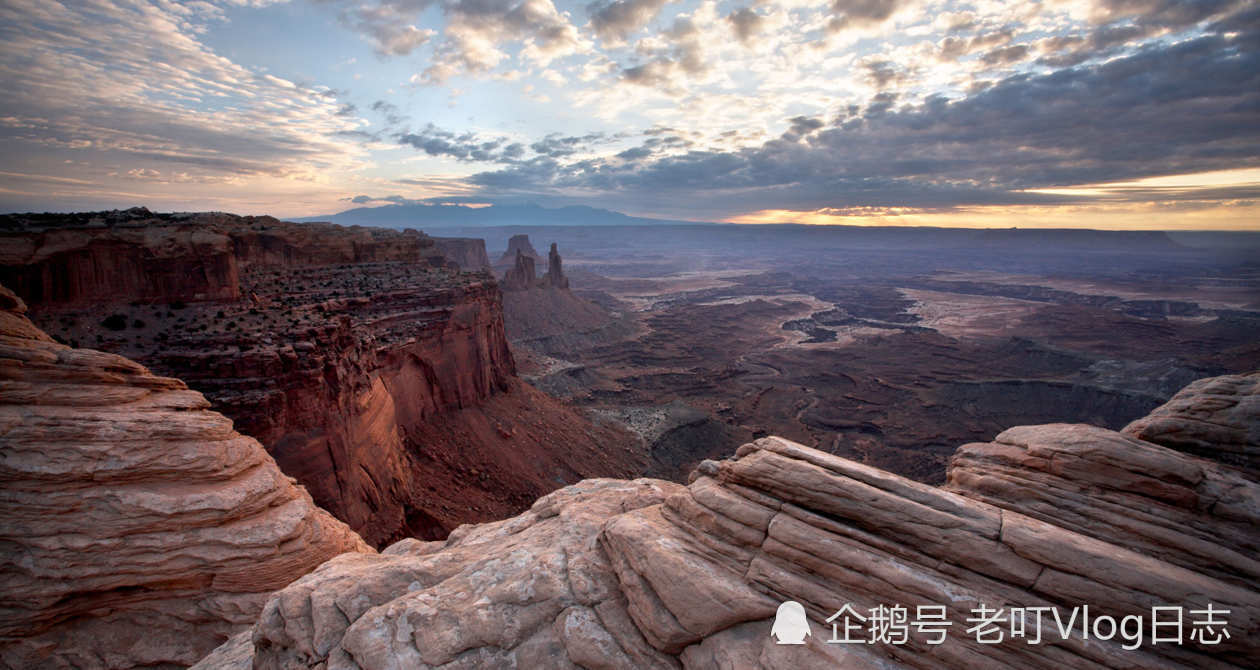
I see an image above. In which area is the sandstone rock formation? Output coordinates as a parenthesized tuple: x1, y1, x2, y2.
(0, 208, 446, 306)
(205, 373, 1259, 669)
(500, 240, 571, 292)
(0, 285, 371, 669)
(543, 242, 569, 289)
(501, 249, 538, 292)
(432, 237, 491, 271)
(1122, 371, 1258, 478)
(494, 233, 541, 268)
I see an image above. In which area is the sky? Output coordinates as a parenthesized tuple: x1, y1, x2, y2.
(0, 0, 1257, 229)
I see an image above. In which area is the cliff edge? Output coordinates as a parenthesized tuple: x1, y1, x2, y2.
(0, 285, 371, 669)
(203, 372, 1259, 669)
(3, 211, 645, 548)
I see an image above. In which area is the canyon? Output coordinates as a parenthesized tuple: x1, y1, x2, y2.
(196, 370, 1260, 669)
(3, 278, 1254, 669)
(0, 210, 643, 548)
(1, 212, 1258, 669)
(451, 224, 1260, 485)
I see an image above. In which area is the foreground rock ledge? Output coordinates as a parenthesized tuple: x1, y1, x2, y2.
(0, 285, 372, 669)
(203, 373, 1259, 669)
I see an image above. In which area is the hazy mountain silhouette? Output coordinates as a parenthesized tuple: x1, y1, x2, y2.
(293, 202, 692, 228)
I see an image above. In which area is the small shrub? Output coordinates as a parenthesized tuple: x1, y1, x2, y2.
(101, 314, 128, 331)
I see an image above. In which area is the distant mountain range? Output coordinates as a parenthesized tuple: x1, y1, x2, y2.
(292, 202, 692, 228)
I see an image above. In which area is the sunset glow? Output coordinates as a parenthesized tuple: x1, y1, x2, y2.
(1, 0, 1257, 228)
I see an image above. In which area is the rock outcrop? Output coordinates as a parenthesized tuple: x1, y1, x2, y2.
(0, 208, 446, 306)
(501, 249, 537, 292)
(206, 373, 1259, 669)
(432, 237, 491, 271)
(0, 285, 371, 669)
(494, 234, 541, 268)
(542, 242, 569, 289)
(1122, 371, 1259, 478)
(500, 241, 570, 292)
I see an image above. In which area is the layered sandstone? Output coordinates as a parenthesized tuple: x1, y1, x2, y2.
(0, 285, 370, 669)
(207, 374, 1259, 669)
(543, 242, 569, 289)
(501, 249, 538, 292)
(1122, 371, 1259, 478)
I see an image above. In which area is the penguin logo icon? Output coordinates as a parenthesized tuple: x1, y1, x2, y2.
(771, 601, 811, 645)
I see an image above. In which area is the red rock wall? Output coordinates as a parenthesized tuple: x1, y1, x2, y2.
(2, 210, 642, 549)
(153, 283, 516, 547)
(0, 228, 241, 305)
(0, 212, 445, 306)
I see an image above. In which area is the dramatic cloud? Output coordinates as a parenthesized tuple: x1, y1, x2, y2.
(342, 2, 437, 55)
(0, 0, 369, 211)
(828, 0, 908, 33)
(338, 0, 587, 82)
(396, 125, 526, 162)
(2, 0, 1257, 226)
(460, 25, 1260, 218)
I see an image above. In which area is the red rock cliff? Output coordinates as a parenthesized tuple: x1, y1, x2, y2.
(7, 211, 644, 549)
(0, 208, 446, 306)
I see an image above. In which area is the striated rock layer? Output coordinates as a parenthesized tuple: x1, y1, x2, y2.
(0, 285, 371, 669)
(501, 249, 538, 292)
(207, 373, 1259, 669)
(1122, 371, 1259, 479)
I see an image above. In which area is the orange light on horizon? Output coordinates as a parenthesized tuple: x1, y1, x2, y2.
(724, 202, 1260, 231)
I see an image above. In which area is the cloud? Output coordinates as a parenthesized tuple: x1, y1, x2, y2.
(396, 124, 525, 162)
(457, 26, 1260, 218)
(587, 0, 675, 43)
(342, 3, 437, 56)
(340, 0, 588, 83)
(979, 44, 1029, 66)
(0, 0, 368, 209)
(828, 0, 908, 34)
(781, 116, 824, 141)
(342, 193, 425, 204)
(727, 7, 763, 45)
(531, 132, 610, 157)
